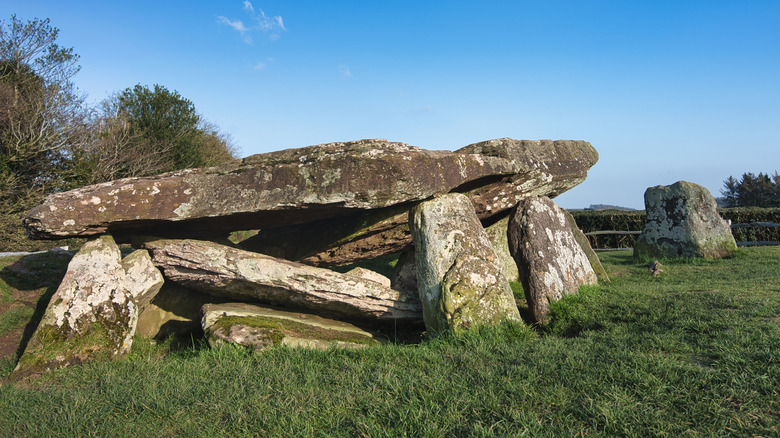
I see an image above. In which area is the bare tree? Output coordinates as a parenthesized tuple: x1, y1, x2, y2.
(0, 15, 88, 209)
(72, 86, 239, 185)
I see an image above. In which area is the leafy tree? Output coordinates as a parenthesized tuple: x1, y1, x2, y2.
(73, 84, 237, 184)
(720, 172, 780, 208)
(0, 17, 237, 251)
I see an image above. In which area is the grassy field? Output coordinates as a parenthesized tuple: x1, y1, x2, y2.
(0, 248, 778, 437)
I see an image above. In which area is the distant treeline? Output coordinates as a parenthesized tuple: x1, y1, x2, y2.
(721, 172, 780, 208)
(584, 204, 637, 211)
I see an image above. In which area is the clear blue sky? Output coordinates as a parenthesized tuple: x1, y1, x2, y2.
(5, 0, 780, 209)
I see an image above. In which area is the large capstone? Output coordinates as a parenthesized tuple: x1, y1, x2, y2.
(410, 193, 521, 335)
(508, 196, 597, 325)
(24, 139, 599, 267)
(634, 181, 737, 259)
(238, 138, 599, 266)
(13, 236, 163, 377)
(142, 239, 421, 321)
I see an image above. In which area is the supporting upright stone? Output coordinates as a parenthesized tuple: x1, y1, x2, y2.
(409, 193, 521, 335)
(483, 215, 521, 282)
(508, 196, 597, 325)
(13, 236, 163, 377)
(561, 209, 610, 283)
(634, 181, 737, 259)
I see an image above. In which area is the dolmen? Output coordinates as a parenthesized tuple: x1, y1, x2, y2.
(14, 138, 602, 377)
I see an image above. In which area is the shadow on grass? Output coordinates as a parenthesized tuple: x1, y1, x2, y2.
(0, 251, 72, 363)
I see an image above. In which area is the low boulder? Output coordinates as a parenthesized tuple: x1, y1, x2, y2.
(202, 303, 381, 351)
(14, 236, 163, 377)
(634, 181, 737, 259)
(508, 196, 597, 324)
(142, 239, 421, 321)
(410, 193, 521, 335)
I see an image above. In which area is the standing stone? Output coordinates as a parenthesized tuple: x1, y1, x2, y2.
(634, 181, 737, 259)
(483, 216, 521, 282)
(121, 249, 165, 310)
(390, 249, 418, 298)
(508, 196, 597, 325)
(410, 193, 521, 335)
(13, 236, 163, 377)
(561, 209, 610, 283)
(202, 303, 380, 351)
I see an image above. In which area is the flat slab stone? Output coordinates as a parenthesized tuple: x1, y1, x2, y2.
(202, 303, 381, 351)
(24, 138, 598, 245)
(143, 239, 421, 321)
(238, 138, 600, 266)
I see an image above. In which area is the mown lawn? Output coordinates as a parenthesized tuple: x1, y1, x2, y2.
(0, 248, 778, 437)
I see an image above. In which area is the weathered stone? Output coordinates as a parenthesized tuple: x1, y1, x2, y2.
(239, 204, 413, 266)
(143, 239, 421, 321)
(121, 249, 165, 310)
(237, 138, 599, 266)
(634, 181, 737, 259)
(202, 303, 380, 351)
(344, 267, 392, 288)
(410, 193, 521, 335)
(508, 196, 598, 325)
(561, 209, 610, 283)
(390, 249, 418, 298)
(455, 139, 600, 216)
(483, 215, 520, 282)
(13, 236, 163, 377)
(136, 283, 227, 339)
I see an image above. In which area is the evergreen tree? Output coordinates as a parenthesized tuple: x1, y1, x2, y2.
(721, 172, 780, 207)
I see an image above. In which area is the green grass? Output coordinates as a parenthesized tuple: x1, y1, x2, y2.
(0, 248, 778, 437)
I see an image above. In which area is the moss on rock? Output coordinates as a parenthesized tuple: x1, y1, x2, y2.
(202, 303, 380, 351)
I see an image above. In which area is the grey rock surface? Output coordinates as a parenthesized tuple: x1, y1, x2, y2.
(143, 239, 421, 321)
(508, 196, 597, 324)
(483, 215, 520, 282)
(410, 193, 521, 335)
(202, 303, 380, 351)
(634, 181, 737, 259)
(238, 138, 600, 266)
(14, 236, 163, 376)
(561, 209, 610, 283)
